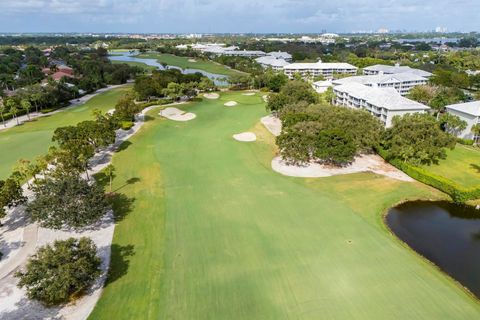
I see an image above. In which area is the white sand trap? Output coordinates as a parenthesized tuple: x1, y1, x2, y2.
(224, 101, 238, 107)
(233, 132, 257, 142)
(188, 59, 197, 62)
(159, 107, 196, 121)
(261, 115, 282, 136)
(204, 93, 219, 99)
(272, 154, 413, 182)
(262, 95, 269, 102)
(242, 92, 255, 96)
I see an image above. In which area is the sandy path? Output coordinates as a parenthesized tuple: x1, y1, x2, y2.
(272, 154, 413, 182)
(233, 132, 257, 142)
(0, 101, 183, 319)
(0, 84, 127, 132)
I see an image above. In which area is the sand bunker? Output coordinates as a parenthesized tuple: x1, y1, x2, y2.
(233, 132, 257, 142)
(188, 59, 197, 62)
(261, 115, 282, 136)
(242, 92, 255, 96)
(224, 101, 238, 107)
(159, 107, 196, 121)
(204, 93, 219, 99)
(272, 154, 413, 182)
(262, 95, 269, 102)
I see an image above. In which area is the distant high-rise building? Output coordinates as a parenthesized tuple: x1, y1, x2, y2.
(435, 26, 448, 33)
(377, 28, 389, 34)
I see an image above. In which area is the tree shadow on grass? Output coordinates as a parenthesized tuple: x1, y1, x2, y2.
(116, 140, 132, 153)
(470, 163, 480, 173)
(114, 177, 141, 193)
(104, 244, 135, 287)
(143, 114, 155, 122)
(108, 193, 135, 223)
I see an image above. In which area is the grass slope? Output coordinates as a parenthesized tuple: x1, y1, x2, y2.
(420, 144, 480, 188)
(0, 86, 130, 179)
(91, 92, 480, 319)
(136, 53, 244, 77)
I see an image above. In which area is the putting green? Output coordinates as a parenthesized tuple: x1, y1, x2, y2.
(0, 86, 131, 179)
(90, 91, 480, 319)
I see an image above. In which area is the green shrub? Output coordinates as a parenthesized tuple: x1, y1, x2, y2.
(457, 138, 474, 146)
(120, 121, 134, 130)
(377, 147, 480, 203)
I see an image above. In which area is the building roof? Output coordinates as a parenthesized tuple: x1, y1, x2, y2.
(333, 72, 427, 86)
(284, 61, 357, 70)
(255, 56, 290, 67)
(446, 101, 480, 117)
(334, 82, 430, 111)
(267, 51, 292, 60)
(51, 71, 74, 81)
(363, 64, 432, 77)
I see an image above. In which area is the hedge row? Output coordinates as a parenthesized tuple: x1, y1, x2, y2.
(376, 148, 480, 203)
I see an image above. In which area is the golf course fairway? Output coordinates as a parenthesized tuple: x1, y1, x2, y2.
(89, 91, 480, 319)
(0, 85, 131, 179)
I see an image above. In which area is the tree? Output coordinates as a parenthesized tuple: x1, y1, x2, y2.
(104, 164, 116, 193)
(5, 98, 19, 125)
(472, 124, 480, 145)
(0, 176, 26, 220)
(0, 97, 5, 127)
(266, 80, 318, 113)
(439, 113, 467, 136)
(114, 92, 138, 122)
(20, 99, 32, 120)
(15, 237, 101, 306)
(381, 113, 456, 166)
(26, 174, 109, 230)
(314, 129, 356, 166)
(407, 85, 437, 105)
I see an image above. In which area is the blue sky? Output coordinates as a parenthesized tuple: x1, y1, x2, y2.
(0, 0, 479, 33)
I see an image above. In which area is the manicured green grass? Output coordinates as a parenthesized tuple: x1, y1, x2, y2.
(91, 92, 480, 319)
(420, 144, 480, 188)
(0, 86, 131, 179)
(111, 60, 157, 72)
(135, 53, 245, 77)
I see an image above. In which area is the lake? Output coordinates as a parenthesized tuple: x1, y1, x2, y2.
(386, 201, 480, 298)
(108, 51, 229, 86)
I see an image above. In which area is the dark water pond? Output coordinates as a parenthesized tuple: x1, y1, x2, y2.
(108, 50, 229, 86)
(386, 201, 480, 298)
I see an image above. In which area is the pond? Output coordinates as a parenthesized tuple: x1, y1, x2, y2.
(108, 51, 229, 86)
(386, 201, 480, 298)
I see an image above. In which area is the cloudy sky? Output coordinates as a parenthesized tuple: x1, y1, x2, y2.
(0, 0, 479, 33)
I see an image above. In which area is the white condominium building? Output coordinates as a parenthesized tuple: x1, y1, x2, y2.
(283, 61, 357, 79)
(266, 51, 292, 61)
(255, 56, 290, 71)
(445, 101, 480, 139)
(332, 72, 428, 96)
(333, 83, 430, 127)
(363, 64, 432, 78)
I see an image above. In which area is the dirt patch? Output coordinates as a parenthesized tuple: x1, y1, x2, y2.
(188, 59, 197, 62)
(272, 154, 414, 182)
(233, 132, 257, 142)
(159, 107, 196, 121)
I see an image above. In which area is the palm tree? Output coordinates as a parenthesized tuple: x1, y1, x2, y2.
(21, 99, 32, 121)
(104, 164, 116, 193)
(0, 98, 6, 127)
(472, 124, 480, 146)
(6, 99, 19, 125)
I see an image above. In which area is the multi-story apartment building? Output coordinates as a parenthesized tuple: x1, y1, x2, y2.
(333, 82, 430, 127)
(283, 61, 357, 79)
(363, 64, 432, 78)
(445, 101, 480, 139)
(332, 72, 428, 96)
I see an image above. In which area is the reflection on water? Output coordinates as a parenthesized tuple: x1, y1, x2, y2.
(387, 201, 480, 298)
(108, 51, 229, 86)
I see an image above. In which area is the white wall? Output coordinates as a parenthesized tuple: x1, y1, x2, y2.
(446, 108, 479, 139)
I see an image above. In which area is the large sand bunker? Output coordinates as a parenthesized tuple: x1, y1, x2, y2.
(272, 154, 413, 182)
(224, 101, 238, 107)
(242, 92, 255, 96)
(159, 107, 196, 121)
(233, 132, 257, 142)
(204, 93, 219, 99)
(188, 59, 197, 62)
(261, 115, 282, 136)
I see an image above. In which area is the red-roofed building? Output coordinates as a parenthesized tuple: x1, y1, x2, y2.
(51, 71, 75, 81)
(57, 65, 74, 75)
